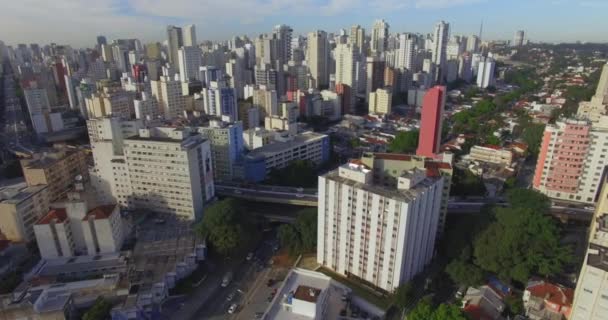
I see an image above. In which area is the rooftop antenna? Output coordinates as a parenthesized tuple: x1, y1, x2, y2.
(479, 20, 484, 41)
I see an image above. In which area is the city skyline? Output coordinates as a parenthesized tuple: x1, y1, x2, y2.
(2, 0, 607, 47)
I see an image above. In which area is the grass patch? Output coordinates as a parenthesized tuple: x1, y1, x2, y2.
(318, 267, 390, 310)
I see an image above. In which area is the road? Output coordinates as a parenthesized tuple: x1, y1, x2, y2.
(0, 59, 35, 155)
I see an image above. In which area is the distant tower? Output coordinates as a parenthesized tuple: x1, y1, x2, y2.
(166, 25, 183, 65)
(417, 86, 446, 158)
(513, 30, 525, 47)
(183, 24, 197, 47)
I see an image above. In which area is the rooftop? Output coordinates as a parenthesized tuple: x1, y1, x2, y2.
(0, 181, 47, 205)
(84, 204, 116, 220)
(36, 208, 68, 225)
(526, 280, 573, 307)
(21, 147, 82, 170)
(248, 131, 327, 157)
(293, 285, 322, 303)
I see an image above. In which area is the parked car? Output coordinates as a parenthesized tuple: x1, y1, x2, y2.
(228, 304, 238, 314)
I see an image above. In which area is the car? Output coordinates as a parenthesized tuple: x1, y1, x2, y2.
(221, 272, 233, 287)
(455, 285, 467, 299)
(246, 252, 254, 261)
(226, 292, 236, 301)
(228, 303, 238, 314)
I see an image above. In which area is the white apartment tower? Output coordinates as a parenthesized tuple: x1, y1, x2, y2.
(432, 21, 450, 82)
(476, 57, 496, 89)
(334, 43, 358, 113)
(151, 74, 187, 119)
(307, 31, 329, 88)
(396, 33, 416, 71)
(183, 24, 197, 47)
(368, 88, 392, 115)
(317, 159, 444, 292)
(371, 19, 389, 53)
(570, 176, 608, 320)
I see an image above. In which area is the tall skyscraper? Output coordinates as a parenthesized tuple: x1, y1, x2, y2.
(432, 21, 450, 83)
(334, 43, 358, 113)
(178, 46, 202, 82)
(366, 56, 385, 101)
(166, 25, 183, 65)
(476, 57, 496, 88)
(307, 30, 329, 88)
(317, 155, 445, 292)
(273, 24, 293, 64)
(570, 175, 608, 320)
(396, 33, 416, 70)
(513, 30, 525, 47)
(183, 24, 197, 46)
(466, 35, 480, 53)
(371, 19, 389, 53)
(349, 25, 365, 53)
(417, 86, 445, 158)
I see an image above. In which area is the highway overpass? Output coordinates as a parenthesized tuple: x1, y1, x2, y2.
(216, 184, 594, 222)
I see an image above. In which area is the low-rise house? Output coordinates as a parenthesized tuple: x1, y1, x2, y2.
(462, 285, 506, 320)
(523, 280, 573, 320)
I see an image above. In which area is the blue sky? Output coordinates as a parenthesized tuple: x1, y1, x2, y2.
(1, 0, 606, 47)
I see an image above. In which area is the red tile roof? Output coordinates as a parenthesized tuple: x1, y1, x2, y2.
(37, 208, 68, 225)
(463, 304, 495, 320)
(527, 281, 574, 307)
(425, 161, 452, 170)
(84, 204, 117, 220)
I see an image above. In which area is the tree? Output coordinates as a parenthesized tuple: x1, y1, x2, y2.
(195, 199, 253, 255)
(445, 258, 485, 287)
(505, 295, 524, 315)
(408, 300, 468, 320)
(83, 297, 113, 320)
(278, 208, 318, 256)
(485, 135, 501, 146)
(450, 168, 487, 197)
(474, 206, 571, 284)
(391, 282, 413, 311)
(266, 160, 318, 188)
(389, 130, 419, 153)
(506, 188, 550, 212)
(521, 123, 545, 156)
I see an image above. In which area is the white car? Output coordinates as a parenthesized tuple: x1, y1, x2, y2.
(246, 252, 254, 261)
(228, 304, 238, 314)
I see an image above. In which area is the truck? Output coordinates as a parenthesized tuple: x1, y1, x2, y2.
(221, 272, 233, 287)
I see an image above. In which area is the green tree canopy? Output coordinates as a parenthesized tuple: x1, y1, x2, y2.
(391, 282, 413, 311)
(506, 188, 551, 212)
(83, 297, 113, 320)
(408, 300, 468, 320)
(450, 168, 487, 197)
(473, 206, 571, 284)
(389, 130, 419, 153)
(521, 123, 545, 156)
(445, 257, 485, 288)
(266, 160, 318, 188)
(195, 198, 254, 255)
(278, 208, 318, 255)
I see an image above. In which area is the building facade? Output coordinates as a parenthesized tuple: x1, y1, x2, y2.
(0, 182, 49, 242)
(416, 86, 445, 158)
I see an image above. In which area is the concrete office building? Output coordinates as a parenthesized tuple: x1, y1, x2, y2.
(432, 21, 450, 82)
(476, 57, 496, 89)
(197, 121, 244, 181)
(134, 92, 160, 120)
(183, 24, 197, 46)
(570, 176, 608, 320)
(238, 101, 261, 130)
(253, 86, 279, 117)
(334, 43, 358, 113)
(307, 31, 329, 88)
(0, 182, 49, 242)
(24, 87, 51, 117)
(124, 127, 215, 220)
(178, 46, 202, 82)
(317, 157, 444, 292)
(166, 25, 183, 65)
(469, 145, 514, 166)
(368, 87, 392, 115)
(21, 147, 89, 202)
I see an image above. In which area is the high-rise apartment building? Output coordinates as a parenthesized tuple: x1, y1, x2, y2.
(178, 46, 202, 82)
(466, 35, 480, 53)
(273, 24, 293, 64)
(366, 56, 386, 101)
(533, 117, 608, 204)
(432, 21, 450, 83)
(513, 30, 525, 47)
(317, 156, 445, 292)
(349, 25, 366, 53)
(166, 25, 183, 65)
(368, 87, 392, 115)
(578, 63, 608, 122)
(371, 19, 389, 53)
(417, 86, 445, 158)
(124, 127, 214, 220)
(396, 33, 416, 71)
(183, 24, 197, 47)
(145, 42, 162, 60)
(85, 87, 135, 119)
(201, 80, 238, 122)
(570, 176, 608, 320)
(197, 121, 244, 181)
(476, 57, 496, 89)
(334, 43, 358, 113)
(307, 31, 329, 88)
(151, 74, 187, 119)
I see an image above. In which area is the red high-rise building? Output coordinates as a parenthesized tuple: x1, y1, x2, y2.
(416, 86, 445, 158)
